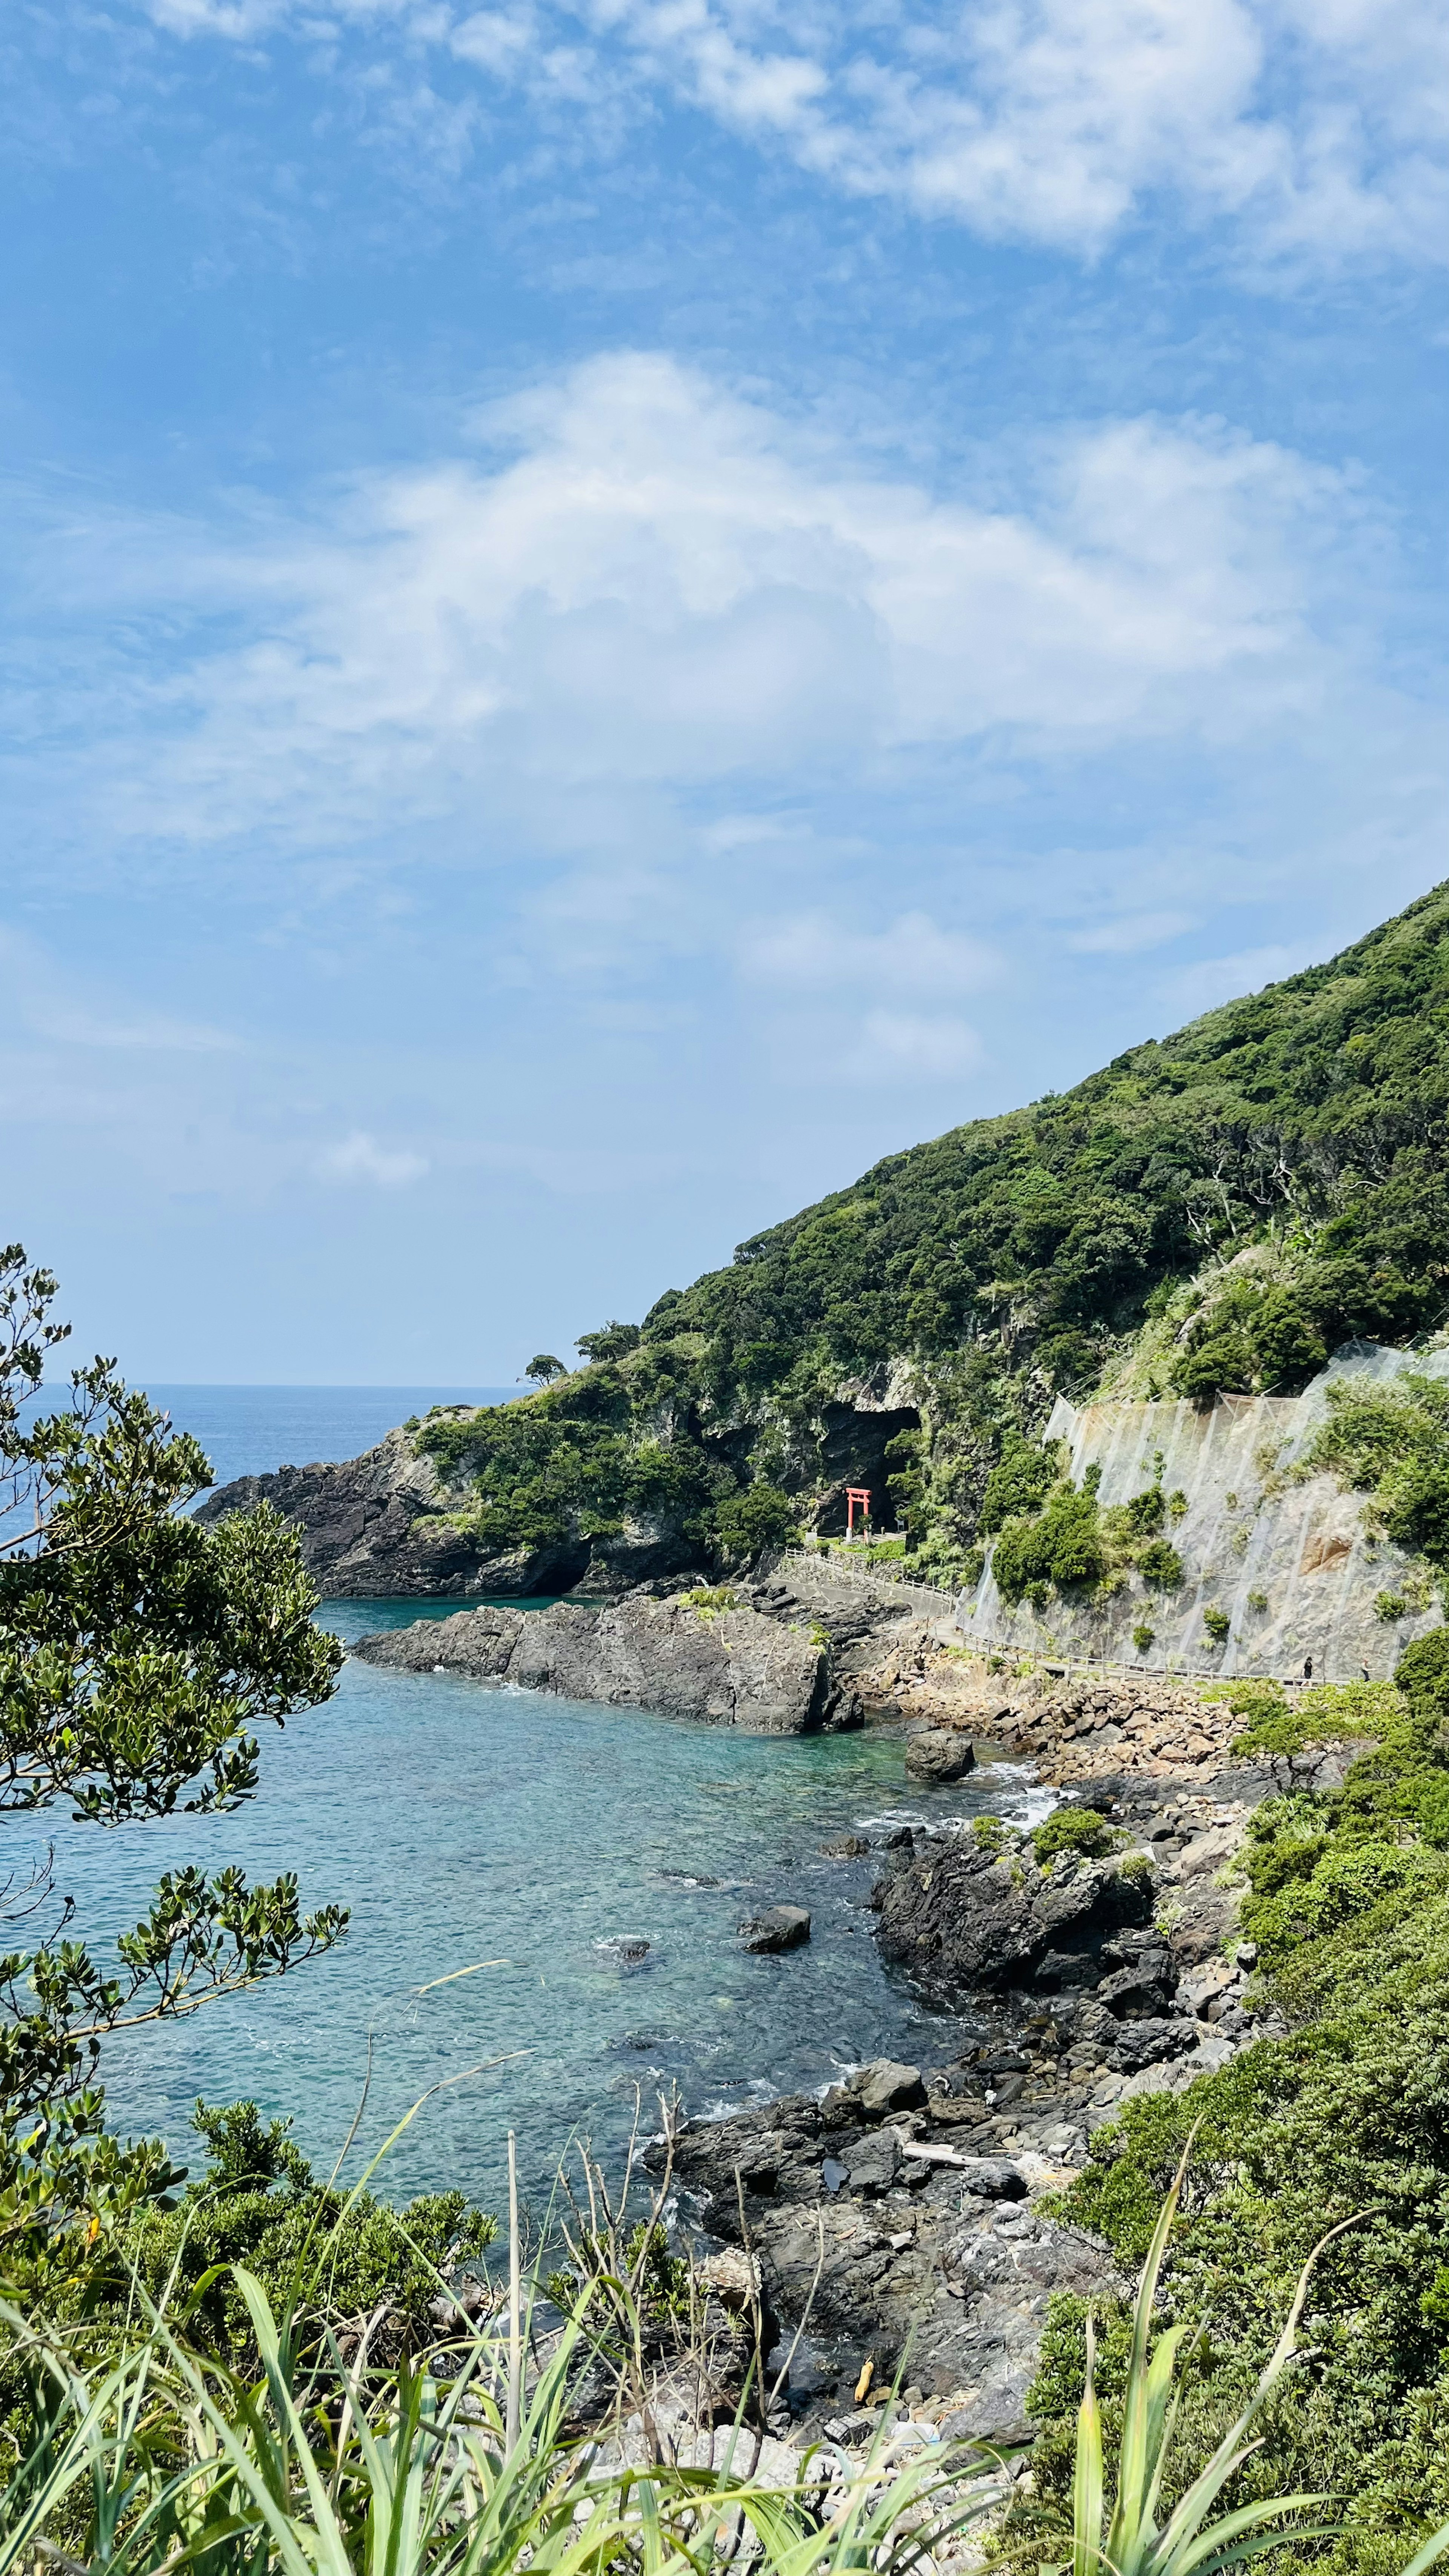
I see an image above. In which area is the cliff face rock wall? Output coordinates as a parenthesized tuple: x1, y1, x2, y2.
(354, 1590, 853, 1733)
(196, 1427, 696, 1598)
(961, 1340, 1449, 1679)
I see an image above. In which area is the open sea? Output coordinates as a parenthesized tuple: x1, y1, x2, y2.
(27, 1387, 1047, 2225)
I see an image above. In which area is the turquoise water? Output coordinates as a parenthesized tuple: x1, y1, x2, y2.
(21, 1389, 1046, 2225)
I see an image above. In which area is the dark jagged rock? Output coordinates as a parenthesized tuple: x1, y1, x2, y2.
(355, 1590, 858, 1735)
(739, 1905, 812, 1952)
(871, 1835, 1153, 2001)
(904, 1728, 976, 1784)
(652, 2057, 1120, 2435)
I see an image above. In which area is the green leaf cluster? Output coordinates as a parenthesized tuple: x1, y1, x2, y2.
(992, 1482, 1107, 1604)
(0, 1247, 346, 2293)
(1032, 1806, 1120, 1867)
(96, 2099, 497, 2378)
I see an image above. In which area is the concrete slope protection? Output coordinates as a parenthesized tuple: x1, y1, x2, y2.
(961, 1339, 1447, 1680)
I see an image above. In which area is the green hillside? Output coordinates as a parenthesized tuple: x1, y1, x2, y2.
(418, 881, 1449, 1581)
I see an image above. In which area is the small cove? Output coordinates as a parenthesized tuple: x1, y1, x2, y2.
(25, 1390, 1049, 2223)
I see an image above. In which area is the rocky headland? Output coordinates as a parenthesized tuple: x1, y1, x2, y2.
(354, 1588, 858, 1734)
(194, 1425, 655, 1597)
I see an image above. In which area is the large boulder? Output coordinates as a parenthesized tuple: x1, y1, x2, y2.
(871, 1833, 1152, 2000)
(904, 1727, 976, 1783)
(355, 1590, 851, 1734)
(738, 1905, 812, 1952)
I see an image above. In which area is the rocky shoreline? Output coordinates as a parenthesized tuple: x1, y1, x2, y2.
(608, 1566, 1361, 2451)
(651, 1767, 1267, 2444)
(254, 1501, 1358, 2463)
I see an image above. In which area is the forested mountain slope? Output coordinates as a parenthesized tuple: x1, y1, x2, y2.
(209, 883, 1449, 1603)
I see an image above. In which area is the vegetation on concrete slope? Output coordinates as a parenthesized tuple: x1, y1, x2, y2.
(415, 883, 1449, 1577)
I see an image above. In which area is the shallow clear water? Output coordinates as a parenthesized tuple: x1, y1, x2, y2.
(33, 1604, 1046, 2222)
(19, 1387, 1048, 2226)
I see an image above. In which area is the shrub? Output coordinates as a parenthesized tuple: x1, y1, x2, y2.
(1033, 1806, 1118, 1867)
(1203, 1606, 1231, 1644)
(1247, 1586, 1269, 1612)
(1138, 1539, 1185, 1588)
(1166, 1489, 1189, 1521)
(980, 1435, 1062, 1533)
(1245, 1837, 1447, 1970)
(971, 1814, 1012, 1853)
(1132, 1621, 1156, 1653)
(1301, 1374, 1449, 1574)
(992, 1482, 1106, 1603)
(710, 1482, 799, 1559)
(111, 2099, 497, 2376)
(685, 1584, 737, 1616)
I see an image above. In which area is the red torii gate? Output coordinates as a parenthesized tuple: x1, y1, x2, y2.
(845, 1486, 871, 1538)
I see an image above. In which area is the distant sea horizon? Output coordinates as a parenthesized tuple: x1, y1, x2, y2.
(31, 1383, 521, 1495)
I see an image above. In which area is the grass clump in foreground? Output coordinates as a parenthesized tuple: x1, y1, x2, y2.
(0, 2119, 1018, 2576)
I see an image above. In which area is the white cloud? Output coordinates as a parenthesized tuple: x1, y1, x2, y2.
(19, 353, 1357, 871)
(743, 909, 998, 995)
(0, 927, 241, 1055)
(858, 1009, 984, 1077)
(1069, 907, 1200, 953)
(318, 1129, 431, 1185)
(143, 0, 1449, 267)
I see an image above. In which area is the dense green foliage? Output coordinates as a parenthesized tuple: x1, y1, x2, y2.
(416, 884, 1449, 1578)
(1299, 1373, 1449, 1577)
(104, 2099, 496, 2374)
(0, 1248, 346, 2293)
(1023, 1631, 1449, 2574)
(416, 1366, 731, 1553)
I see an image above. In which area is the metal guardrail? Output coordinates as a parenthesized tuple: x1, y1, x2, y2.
(767, 1545, 961, 1617)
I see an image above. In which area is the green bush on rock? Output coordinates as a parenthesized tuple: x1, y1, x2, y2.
(1032, 1806, 1120, 1867)
(992, 1481, 1106, 1602)
(709, 1482, 799, 1559)
(1138, 1539, 1185, 1588)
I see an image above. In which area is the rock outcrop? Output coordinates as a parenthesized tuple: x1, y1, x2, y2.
(871, 1839, 1153, 1999)
(197, 1424, 698, 1599)
(353, 1590, 859, 1734)
(654, 1848, 1268, 2436)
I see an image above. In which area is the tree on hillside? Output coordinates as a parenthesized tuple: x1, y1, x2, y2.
(575, 1322, 641, 1363)
(0, 1245, 346, 2278)
(523, 1353, 566, 1385)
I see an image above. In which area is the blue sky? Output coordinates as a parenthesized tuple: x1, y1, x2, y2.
(4, 0, 1446, 1381)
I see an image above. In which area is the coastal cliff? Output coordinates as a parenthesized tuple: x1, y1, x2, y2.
(196, 1424, 701, 1597)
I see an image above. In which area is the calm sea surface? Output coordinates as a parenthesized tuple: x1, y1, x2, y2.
(28, 1388, 1046, 2224)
